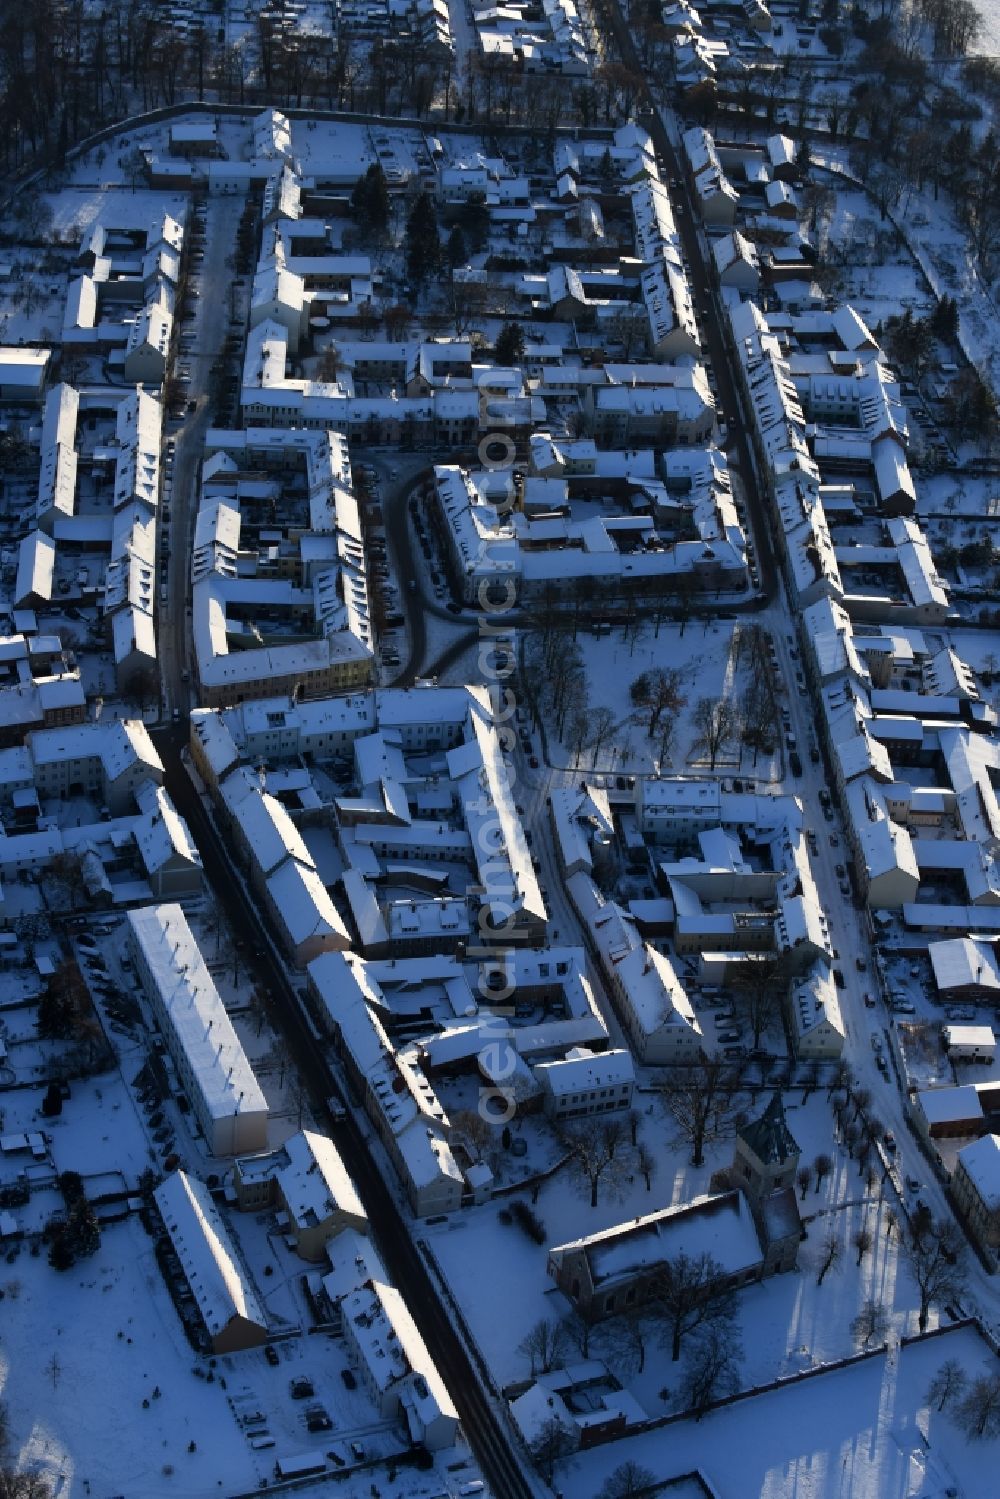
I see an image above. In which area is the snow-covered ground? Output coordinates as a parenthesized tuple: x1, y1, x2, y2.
(425, 1090, 926, 1402)
(535, 617, 782, 780)
(3, 1216, 260, 1498)
(815, 149, 1000, 410)
(556, 1322, 996, 1499)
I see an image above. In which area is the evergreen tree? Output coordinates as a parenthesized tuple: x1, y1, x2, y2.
(446, 225, 467, 267)
(405, 192, 440, 284)
(459, 192, 490, 252)
(350, 164, 390, 237)
(495, 321, 526, 365)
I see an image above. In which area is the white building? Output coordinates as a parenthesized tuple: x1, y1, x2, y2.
(568, 872, 703, 1063)
(128, 904, 268, 1156)
(787, 963, 845, 1060)
(534, 1047, 635, 1119)
(340, 1278, 459, 1449)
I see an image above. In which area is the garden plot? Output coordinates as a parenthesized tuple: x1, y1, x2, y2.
(918, 471, 1000, 519)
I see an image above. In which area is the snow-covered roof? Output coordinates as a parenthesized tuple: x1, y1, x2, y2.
(265, 857, 350, 950)
(128, 904, 267, 1127)
(550, 1190, 763, 1286)
(930, 938, 1000, 995)
(275, 1129, 365, 1230)
(155, 1171, 266, 1337)
(534, 1046, 635, 1097)
(957, 1134, 1000, 1210)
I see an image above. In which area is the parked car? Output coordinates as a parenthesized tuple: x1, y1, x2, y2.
(339, 1368, 356, 1390)
(264, 1344, 280, 1367)
(717, 1029, 740, 1043)
(832, 969, 845, 989)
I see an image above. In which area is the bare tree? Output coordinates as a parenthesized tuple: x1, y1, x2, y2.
(731, 955, 783, 1049)
(797, 1166, 811, 1201)
(650, 1252, 738, 1362)
(560, 1121, 630, 1208)
(518, 1317, 571, 1377)
(286, 1073, 308, 1130)
(827, 1060, 852, 1099)
(659, 1058, 740, 1168)
(452, 1109, 495, 1157)
(529, 1416, 575, 1481)
(813, 1153, 833, 1192)
(587, 706, 619, 767)
(955, 1374, 1000, 1440)
(851, 1299, 888, 1351)
(248, 985, 269, 1039)
(926, 1358, 967, 1412)
(271, 1037, 292, 1089)
(630, 667, 687, 741)
(598, 1461, 657, 1499)
(598, 1308, 649, 1378)
(683, 1325, 743, 1419)
(901, 1217, 968, 1332)
(637, 1143, 656, 1192)
(816, 1230, 843, 1286)
(693, 696, 740, 770)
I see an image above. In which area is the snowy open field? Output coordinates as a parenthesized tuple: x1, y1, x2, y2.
(556, 1322, 997, 1499)
(1, 1216, 260, 1498)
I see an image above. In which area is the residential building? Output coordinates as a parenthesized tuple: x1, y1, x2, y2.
(155, 1171, 268, 1352)
(128, 904, 268, 1156)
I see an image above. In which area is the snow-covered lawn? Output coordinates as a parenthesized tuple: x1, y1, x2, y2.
(557, 1321, 997, 1499)
(540, 618, 781, 779)
(2, 1216, 259, 1499)
(1, 1214, 465, 1498)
